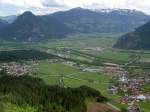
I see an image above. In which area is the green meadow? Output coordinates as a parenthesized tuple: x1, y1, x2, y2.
(33, 62, 110, 95)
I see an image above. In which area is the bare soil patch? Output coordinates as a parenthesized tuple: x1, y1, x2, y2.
(87, 102, 119, 112)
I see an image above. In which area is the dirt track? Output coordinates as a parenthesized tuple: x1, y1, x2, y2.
(87, 102, 119, 112)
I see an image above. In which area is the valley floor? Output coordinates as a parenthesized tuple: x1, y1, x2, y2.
(0, 36, 149, 112)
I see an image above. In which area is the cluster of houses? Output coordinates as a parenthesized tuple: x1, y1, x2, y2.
(103, 65, 125, 78)
(107, 72, 150, 112)
(84, 47, 104, 52)
(120, 94, 150, 105)
(63, 61, 78, 67)
(63, 61, 103, 73)
(0, 62, 32, 76)
(128, 104, 141, 112)
(107, 71, 150, 105)
(106, 58, 149, 110)
(107, 85, 118, 95)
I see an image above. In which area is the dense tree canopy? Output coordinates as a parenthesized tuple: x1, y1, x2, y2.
(0, 74, 106, 112)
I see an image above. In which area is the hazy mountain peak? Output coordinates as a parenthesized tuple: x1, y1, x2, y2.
(13, 11, 37, 25)
(21, 11, 35, 17)
(68, 7, 91, 12)
(72, 7, 83, 10)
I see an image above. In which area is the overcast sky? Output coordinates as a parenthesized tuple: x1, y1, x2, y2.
(0, 0, 150, 16)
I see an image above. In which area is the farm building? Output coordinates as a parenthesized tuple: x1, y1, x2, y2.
(107, 86, 118, 95)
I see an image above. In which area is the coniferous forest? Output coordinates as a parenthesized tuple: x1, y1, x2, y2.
(0, 73, 107, 112)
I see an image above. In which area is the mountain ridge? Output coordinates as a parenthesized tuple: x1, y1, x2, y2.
(0, 15, 17, 23)
(0, 11, 73, 42)
(50, 7, 150, 33)
(0, 8, 150, 42)
(114, 21, 150, 50)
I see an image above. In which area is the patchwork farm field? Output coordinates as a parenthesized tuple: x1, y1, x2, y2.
(98, 50, 131, 62)
(38, 34, 119, 49)
(33, 62, 110, 95)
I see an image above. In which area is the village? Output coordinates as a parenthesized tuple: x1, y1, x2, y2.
(106, 65, 150, 112)
(0, 62, 32, 76)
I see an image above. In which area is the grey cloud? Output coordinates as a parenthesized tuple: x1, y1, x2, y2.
(41, 0, 66, 8)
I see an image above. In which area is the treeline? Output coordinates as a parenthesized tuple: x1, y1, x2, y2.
(0, 50, 59, 62)
(0, 74, 107, 112)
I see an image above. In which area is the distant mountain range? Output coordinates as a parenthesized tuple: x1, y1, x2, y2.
(0, 19, 8, 29)
(0, 12, 73, 42)
(0, 15, 17, 23)
(114, 21, 150, 50)
(51, 8, 150, 33)
(0, 8, 150, 42)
